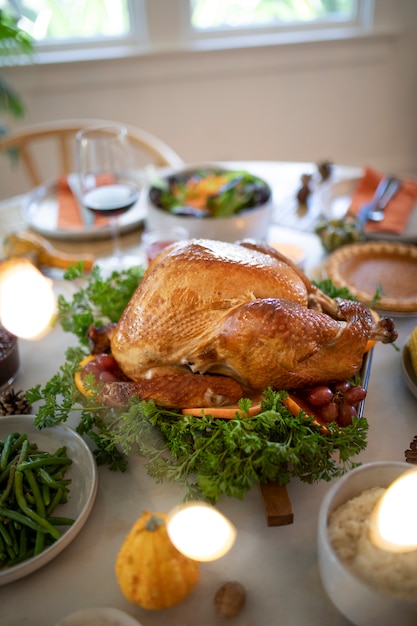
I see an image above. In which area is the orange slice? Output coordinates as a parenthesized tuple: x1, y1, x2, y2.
(74, 355, 96, 397)
(282, 395, 329, 434)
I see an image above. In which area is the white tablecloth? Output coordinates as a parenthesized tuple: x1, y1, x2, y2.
(1, 162, 416, 626)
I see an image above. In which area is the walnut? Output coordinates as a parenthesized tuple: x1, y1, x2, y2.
(214, 581, 247, 617)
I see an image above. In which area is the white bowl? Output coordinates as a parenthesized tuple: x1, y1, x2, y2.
(56, 607, 143, 626)
(146, 165, 273, 243)
(0, 415, 98, 585)
(318, 462, 417, 626)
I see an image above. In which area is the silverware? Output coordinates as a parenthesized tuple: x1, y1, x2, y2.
(357, 176, 401, 225)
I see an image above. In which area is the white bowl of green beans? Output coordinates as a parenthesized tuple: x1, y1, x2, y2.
(0, 415, 98, 585)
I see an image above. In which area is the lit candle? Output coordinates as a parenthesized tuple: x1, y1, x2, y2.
(370, 468, 417, 553)
(0, 258, 56, 340)
(167, 502, 236, 561)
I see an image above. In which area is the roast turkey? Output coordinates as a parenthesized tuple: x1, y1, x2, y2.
(97, 239, 397, 408)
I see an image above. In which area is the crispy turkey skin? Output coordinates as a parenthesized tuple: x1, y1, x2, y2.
(98, 239, 397, 408)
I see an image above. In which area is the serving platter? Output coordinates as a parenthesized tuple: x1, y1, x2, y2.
(0, 415, 98, 585)
(401, 336, 417, 401)
(22, 177, 146, 242)
(325, 241, 417, 314)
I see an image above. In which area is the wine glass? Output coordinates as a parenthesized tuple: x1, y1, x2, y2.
(75, 124, 141, 273)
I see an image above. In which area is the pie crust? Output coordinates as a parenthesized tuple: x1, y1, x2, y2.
(325, 241, 417, 313)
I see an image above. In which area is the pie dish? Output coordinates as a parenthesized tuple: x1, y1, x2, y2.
(325, 241, 417, 313)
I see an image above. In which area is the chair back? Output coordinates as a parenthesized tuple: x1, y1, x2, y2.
(0, 119, 183, 188)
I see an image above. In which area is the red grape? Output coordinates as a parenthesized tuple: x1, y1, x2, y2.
(95, 353, 118, 372)
(337, 402, 358, 427)
(332, 380, 351, 394)
(319, 402, 339, 423)
(307, 386, 333, 407)
(344, 386, 367, 405)
(83, 361, 100, 376)
(98, 370, 120, 383)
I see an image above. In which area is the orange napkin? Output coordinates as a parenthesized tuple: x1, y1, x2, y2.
(349, 167, 417, 234)
(57, 175, 109, 229)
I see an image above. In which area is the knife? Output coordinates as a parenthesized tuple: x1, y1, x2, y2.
(357, 176, 401, 226)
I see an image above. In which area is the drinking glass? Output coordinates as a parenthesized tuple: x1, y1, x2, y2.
(76, 124, 140, 273)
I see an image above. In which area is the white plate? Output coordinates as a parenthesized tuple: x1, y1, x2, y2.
(0, 415, 98, 585)
(324, 177, 417, 243)
(22, 177, 146, 242)
(401, 336, 417, 401)
(56, 607, 143, 626)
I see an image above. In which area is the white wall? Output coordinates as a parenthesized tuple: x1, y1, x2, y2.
(1, 0, 416, 200)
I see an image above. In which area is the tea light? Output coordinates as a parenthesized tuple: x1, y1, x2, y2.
(167, 502, 236, 562)
(370, 468, 417, 553)
(0, 258, 56, 339)
(318, 462, 417, 626)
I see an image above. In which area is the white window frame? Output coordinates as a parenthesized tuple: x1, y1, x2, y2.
(7, 0, 396, 66)
(182, 0, 375, 49)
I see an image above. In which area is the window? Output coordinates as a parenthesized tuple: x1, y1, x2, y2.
(0, 0, 373, 64)
(190, 0, 357, 30)
(0, 0, 131, 41)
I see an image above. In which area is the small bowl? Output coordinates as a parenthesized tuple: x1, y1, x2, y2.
(318, 462, 417, 626)
(147, 165, 272, 242)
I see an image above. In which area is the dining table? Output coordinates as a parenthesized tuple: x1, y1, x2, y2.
(0, 160, 416, 626)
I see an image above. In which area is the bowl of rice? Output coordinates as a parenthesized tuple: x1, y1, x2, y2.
(318, 461, 417, 626)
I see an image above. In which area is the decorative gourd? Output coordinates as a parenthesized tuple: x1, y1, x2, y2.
(115, 510, 200, 610)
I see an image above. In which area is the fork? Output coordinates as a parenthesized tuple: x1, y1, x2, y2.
(357, 176, 401, 225)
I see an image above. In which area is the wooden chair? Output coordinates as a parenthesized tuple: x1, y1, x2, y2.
(0, 119, 184, 188)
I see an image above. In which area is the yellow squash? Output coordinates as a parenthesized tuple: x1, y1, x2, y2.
(115, 510, 200, 610)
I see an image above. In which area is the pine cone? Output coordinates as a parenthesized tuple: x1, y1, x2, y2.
(0, 388, 32, 416)
(405, 436, 417, 465)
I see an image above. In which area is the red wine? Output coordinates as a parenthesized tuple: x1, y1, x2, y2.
(82, 183, 139, 217)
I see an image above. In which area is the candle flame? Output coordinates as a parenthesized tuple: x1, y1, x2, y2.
(0, 258, 56, 340)
(167, 502, 236, 562)
(370, 469, 417, 553)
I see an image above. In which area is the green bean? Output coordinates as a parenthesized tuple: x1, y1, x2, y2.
(34, 530, 45, 556)
(18, 439, 29, 465)
(14, 471, 61, 540)
(41, 484, 51, 507)
(10, 433, 28, 455)
(19, 525, 28, 558)
(0, 521, 12, 547)
(45, 487, 64, 516)
(47, 516, 75, 526)
(16, 457, 72, 471)
(0, 506, 48, 534)
(0, 432, 75, 570)
(0, 464, 16, 506)
(37, 467, 71, 490)
(0, 433, 19, 471)
(24, 469, 46, 518)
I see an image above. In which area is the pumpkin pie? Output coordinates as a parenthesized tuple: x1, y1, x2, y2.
(325, 241, 417, 313)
